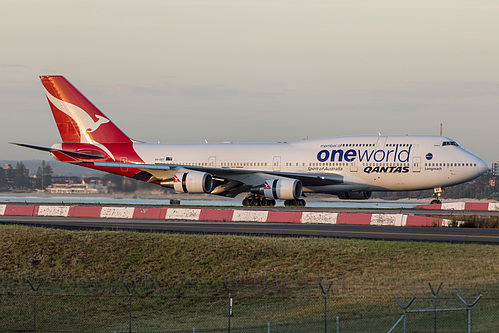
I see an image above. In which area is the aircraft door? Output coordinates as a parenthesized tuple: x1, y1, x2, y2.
(273, 156, 281, 172)
(413, 157, 421, 172)
(376, 136, 387, 150)
(208, 156, 216, 167)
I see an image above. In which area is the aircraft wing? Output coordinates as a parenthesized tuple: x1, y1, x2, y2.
(87, 161, 343, 187)
(14, 142, 343, 187)
(186, 166, 343, 186)
(13, 140, 344, 197)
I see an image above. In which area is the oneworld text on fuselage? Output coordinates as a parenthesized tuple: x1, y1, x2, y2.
(316, 146, 412, 163)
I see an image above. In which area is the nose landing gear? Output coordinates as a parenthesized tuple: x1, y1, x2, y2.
(431, 187, 444, 204)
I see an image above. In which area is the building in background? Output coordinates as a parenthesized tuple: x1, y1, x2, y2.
(45, 180, 106, 194)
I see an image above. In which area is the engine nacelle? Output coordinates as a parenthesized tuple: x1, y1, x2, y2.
(337, 191, 373, 200)
(166, 172, 213, 193)
(253, 179, 302, 200)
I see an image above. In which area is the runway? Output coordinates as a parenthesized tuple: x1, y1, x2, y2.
(2, 215, 499, 244)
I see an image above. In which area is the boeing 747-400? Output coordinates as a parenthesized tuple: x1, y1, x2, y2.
(13, 76, 489, 206)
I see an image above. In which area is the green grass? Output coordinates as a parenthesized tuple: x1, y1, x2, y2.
(1, 224, 498, 332)
(1, 224, 499, 279)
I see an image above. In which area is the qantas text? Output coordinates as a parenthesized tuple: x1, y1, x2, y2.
(364, 166, 409, 174)
(317, 146, 412, 163)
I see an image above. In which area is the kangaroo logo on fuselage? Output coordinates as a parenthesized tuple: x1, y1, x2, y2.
(43, 88, 110, 142)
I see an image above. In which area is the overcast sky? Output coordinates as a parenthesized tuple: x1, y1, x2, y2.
(1, 1, 498, 164)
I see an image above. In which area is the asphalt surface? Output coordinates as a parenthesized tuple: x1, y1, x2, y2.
(1, 215, 499, 244)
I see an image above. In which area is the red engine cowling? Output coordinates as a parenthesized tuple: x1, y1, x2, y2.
(171, 172, 213, 193)
(255, 179, 302, 200)
(337, 191, 373, 200)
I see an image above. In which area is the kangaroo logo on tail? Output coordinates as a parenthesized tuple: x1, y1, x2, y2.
(40, 75, 132, 145)
(43, 87, 110, 142)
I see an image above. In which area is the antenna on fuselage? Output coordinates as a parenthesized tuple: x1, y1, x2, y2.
(440, 123, 443, 136)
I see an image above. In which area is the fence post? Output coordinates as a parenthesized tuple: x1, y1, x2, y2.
(428, 282, 442, 333)
(318, 281, 333, 333)
(223, 280, 232, 333)
(123, 280, 132, 333)
(388, 296, 416, 333)
(457, 293, 483, 333)
(27, 279, 39, 333)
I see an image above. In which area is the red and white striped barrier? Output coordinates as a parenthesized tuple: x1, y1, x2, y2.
(0, 204, 459, 227)
(416, 202, 499, 211)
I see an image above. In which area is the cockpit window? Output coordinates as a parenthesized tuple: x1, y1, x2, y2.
(442, 141, 459, 147)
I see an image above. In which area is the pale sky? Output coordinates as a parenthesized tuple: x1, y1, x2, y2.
(1, 1, 498, 164)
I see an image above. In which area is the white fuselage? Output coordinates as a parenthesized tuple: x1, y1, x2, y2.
(130, 135, 488, 194)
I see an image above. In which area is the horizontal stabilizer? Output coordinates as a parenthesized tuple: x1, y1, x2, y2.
(50, 150, 79, 162)
(11, 142, 106, 160)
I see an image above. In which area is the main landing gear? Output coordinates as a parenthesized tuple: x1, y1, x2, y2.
(242, 194, 276, 207)
(284, 199, 306, 207)
(431, 187, 444, 204)
(241, 194, 307, 207)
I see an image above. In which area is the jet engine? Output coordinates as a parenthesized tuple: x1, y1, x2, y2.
(252, 179, 302, 200)
(161, 172, 213, 193)
(337, 191, 373, 200)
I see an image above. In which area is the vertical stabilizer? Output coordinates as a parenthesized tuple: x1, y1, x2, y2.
(40, 76, 131, 144)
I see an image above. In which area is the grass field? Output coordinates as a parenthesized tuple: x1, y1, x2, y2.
(2, 224, 498, 278)
(0, 224, 498, 332)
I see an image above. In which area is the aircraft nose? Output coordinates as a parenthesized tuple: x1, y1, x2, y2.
(476, 158, 489, 175)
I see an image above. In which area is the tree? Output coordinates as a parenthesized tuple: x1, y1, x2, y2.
(0, 168, 6, 190)
(35, 161, 53, 189)
(13, 162, 30, 189)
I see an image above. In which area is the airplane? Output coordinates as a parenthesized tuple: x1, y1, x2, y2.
(13, 75, 489, 207)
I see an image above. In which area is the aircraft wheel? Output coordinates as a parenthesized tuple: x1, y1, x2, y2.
(242, 198, 250, 206)
(284, 200, 291, 207)
(430, 199, 442, 204)
(299, 199, 306, 207)
(250, 198, 260, 206)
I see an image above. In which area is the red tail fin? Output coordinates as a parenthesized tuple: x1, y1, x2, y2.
(40, 76, 131, 144)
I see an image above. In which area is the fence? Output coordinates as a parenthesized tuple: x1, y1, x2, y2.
(0, 273, 497, 332)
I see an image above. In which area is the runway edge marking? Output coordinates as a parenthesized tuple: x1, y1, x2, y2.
(0, 204, 468, 227)
(417, 201, 499, 211)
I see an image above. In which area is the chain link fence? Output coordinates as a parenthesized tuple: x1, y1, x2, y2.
(0, 273, 497, 332)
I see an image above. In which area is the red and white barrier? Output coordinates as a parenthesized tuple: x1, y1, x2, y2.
(232, 210, 268, 222)
(301, 212, 337, 224)
(0, 203, 464, 227)
(165, 208, 201, 220)
(417, 202, 499, 211)
(100, 207, 135, 219)
(37, 205, 70, 217)
(132, 207, 167, 220)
